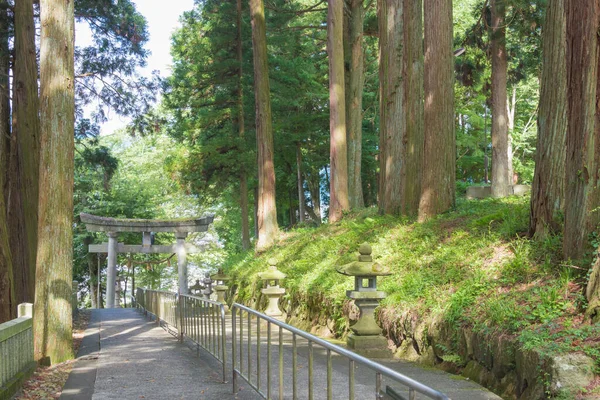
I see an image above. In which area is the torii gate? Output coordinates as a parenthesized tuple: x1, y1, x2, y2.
(80, 213, 214, 308)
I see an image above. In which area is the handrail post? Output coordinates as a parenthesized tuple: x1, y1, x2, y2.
(232, 306, 238, 394)
(178, 294, 184, 343)
(221, 306, 226, 383)
(229, 302, 449, 400)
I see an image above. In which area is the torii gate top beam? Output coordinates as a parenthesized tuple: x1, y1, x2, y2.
(80, 213, 214, 233)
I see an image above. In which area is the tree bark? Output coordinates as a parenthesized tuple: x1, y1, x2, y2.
(13, 0, 41, 304)
(250, 0, 279, 250)
(238, 0, 251, 250)
(490, 0, 511, 198)
(530, 0, 567, 238)
(419, 0, 455, 220)
(0, 0, 8, 202)
(507, 86, 516, 184)
(296, 142, 305, 223)
(345, 0, 365, 209)
(0, 0, 14, 324)
(34, 0, 75, 365)
(402, 0, 424, 215)
(378, 0, 404, 215)
(307, 169, 321, 224)
(0, 181, 13, 323)
(563, 0, 600, 262)
(84, 236, 98, 309)
(328, 0, 349, 223)
(586, 256, 600, 323)
(7, 128, 29, 305)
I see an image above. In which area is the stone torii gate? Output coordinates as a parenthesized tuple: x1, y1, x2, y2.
(80, 213, 214, 308)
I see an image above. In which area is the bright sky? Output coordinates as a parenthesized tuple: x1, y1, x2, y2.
(76, 0, 195, 135)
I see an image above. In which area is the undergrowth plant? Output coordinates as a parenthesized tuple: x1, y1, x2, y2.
(223, 196, 600, 367)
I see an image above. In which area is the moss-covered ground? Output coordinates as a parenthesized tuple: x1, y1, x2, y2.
(224, 196, 600, 372)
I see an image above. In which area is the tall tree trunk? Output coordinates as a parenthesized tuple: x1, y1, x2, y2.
(12, 0, 41, 304)
(328, 0, 349, 223)
(345, 0, 365, 209)
(0, 0, 14, 324)
(84, 236, 98, 309)
(250, 0, 279, 250)
(403, 0, 424, 215)
(563, 0, 600, 262)
(0, 0, 8, 201)
(419, 0, 455, 220)
(238, 0, 251, 250)
(307, 170, 321, 224)
(0, 182, 13, 323)
(507, 86, 516, 184)
(296, 142, 305, 223)
(530, 0, 567, 238)
(490, 0, 511, 197)
(378, 0, 404, 215)
(7, 130, 29, 305)
(288, 189, 296, 226)
(34, 0, 75, 365)
(253, 186, 259, 238)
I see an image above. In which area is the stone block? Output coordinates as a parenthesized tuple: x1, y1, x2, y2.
(457, 327, 473, 362)
(491, 334, 516, 379)
(347, 334, 390, 358)
(549, 353, 596, 396)
(17, 303, 33, 318)
(466, 186, 492, 199)
(515, 348, 545, 400)
(466, 185, 531, 199)
(472, 331, 493, 370)
(512, 185, 531, 196)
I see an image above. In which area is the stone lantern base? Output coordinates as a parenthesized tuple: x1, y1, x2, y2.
(262, 287, 285, 317)
(346, 290, 390, 358)
(347, 334, 390, 358)
(214, 284, 229, 313)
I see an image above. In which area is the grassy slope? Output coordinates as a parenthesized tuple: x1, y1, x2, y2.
(224, 196, 600, 367)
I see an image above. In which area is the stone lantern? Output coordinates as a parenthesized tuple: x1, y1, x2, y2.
(190, 279, 204, 296)
(202, 272, 213, 300)
(211, 268, 231, 311)
(336, 243, 391, 358)
(259, 259, 286, 317)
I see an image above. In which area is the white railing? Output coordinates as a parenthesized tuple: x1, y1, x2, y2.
(0, 303, 36, 399)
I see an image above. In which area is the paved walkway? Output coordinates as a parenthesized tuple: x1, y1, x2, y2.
(60, 308, 501, 400)
(61, 309, 259, 400)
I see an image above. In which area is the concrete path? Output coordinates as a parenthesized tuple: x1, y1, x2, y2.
(229, 317, 501, 400)
(61, 308, 501, 400)
(61, 309, 258, 400)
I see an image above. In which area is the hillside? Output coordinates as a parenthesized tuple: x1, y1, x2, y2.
(224, 196, 600, 399)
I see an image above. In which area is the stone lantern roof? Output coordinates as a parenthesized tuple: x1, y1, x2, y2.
(336, 243, 391, 277)
(259, 259, 287, 281)
(211, 269, 231, 282)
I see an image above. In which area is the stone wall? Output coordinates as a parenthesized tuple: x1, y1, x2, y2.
(466, 185, 531, 200)
(379, 308, 597, 399)
(262, 288, 597, 400)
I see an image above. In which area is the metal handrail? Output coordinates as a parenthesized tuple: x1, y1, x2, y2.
(134, 288, 227, 383)
(232, 303, 449, 400)
(142, 289, 178, 329)
(179, 294, 227, 382)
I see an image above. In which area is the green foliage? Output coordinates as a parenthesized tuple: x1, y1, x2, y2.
(454, 0, 543, 185)
(73, 130, 223, 301)
(220, 195, 599, 365)
(75, 0, 159, 137)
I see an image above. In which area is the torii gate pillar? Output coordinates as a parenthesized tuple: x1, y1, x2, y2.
(176, 232, 188, 294)
(107, 232, 118, 308)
